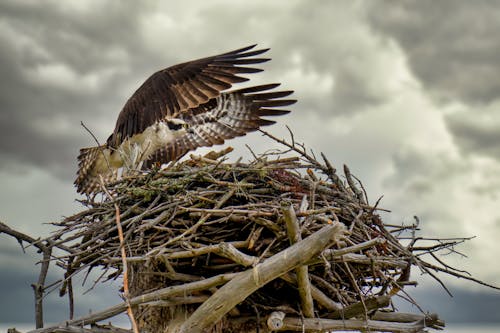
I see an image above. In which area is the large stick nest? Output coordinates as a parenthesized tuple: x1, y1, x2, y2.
(49, 131, 477, 332)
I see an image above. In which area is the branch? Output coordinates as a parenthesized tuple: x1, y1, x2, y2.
(282, 203, 314, 318)
(326, 295, 391, 319)
(372, 311, 444, 329)
(279, 317, 436, 332)
(100, 181, 139, 333)
(178, 221, 348, 333)
(280, 272, 342, 311)
(27, 273, 238, 333)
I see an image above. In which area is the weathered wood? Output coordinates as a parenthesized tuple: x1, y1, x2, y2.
(279, 317, 430, 332)
(267, 311, 286, 330)
(372, 311, 444, 328)
(52, 327, 131, 333)
(27, 273, 237, 333)
(327, 295, 391, 319)
(106, 240, 250, 263)
(282, 203, 314, 318)
(178, 222, 347, 333)
(280, 273, 342, 311)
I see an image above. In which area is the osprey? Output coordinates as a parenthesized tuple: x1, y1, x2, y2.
(75, 45, 296, 194)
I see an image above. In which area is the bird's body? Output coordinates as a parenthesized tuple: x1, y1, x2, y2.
(75, 45, 295, 194)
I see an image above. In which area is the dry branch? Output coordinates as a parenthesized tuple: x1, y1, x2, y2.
(279, 317, 438, 332)
(178, 222, 347, 333)
(282, 203, 315, 318)
(27, 273, 238, 333)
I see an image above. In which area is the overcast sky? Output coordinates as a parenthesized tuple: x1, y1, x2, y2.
(1, 0, 500, 327)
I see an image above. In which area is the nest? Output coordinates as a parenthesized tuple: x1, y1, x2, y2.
(49, 132, 466, 333)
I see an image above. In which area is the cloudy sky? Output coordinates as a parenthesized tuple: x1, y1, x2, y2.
(1, 0, 500, 328)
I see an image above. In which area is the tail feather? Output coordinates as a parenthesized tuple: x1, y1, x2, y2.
(75, 145, 116, 194)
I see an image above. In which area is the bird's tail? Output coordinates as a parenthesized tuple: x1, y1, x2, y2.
(75, 145, 116, 194)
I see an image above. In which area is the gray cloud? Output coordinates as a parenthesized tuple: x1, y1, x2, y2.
(446, 108, 500, 159)
(0, 1, 159, 180)
(396, 284, 500, 323)
(367, 0, 500, 105)
(0, 0, 399, 182)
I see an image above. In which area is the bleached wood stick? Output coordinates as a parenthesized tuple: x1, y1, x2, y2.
(372, 311, 444, 328)
(279, 317, 430, 332)
(280, 273, 342, 311)
(106, 240, 250, 263)
(282, 203, 314, 318)
(267, 311, 286, 330)
(178, 222, 347, 333)
(327, 295, 391, 319)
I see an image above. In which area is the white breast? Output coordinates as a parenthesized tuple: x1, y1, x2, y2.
(115, 120, 186, 171)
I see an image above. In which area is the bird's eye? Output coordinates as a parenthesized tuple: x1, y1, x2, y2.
(167, 121, 183, 130)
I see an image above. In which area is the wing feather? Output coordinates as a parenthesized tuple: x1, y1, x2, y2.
(144, 84, 296, 167)
(108, 45, 271, 147)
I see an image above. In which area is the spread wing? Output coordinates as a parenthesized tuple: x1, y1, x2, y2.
(144, 84, 296, 167)
(107, 44, 270, 147)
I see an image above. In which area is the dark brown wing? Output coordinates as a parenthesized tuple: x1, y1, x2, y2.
(107, 45, 270, 147)
(144, 84, 296, 167)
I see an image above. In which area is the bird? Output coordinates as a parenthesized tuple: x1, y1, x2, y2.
(75, 45, 296, 194)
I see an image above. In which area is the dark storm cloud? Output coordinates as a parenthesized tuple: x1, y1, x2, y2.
(396, 285, 500, 323)
(446, 110, 500, 159)
(0, 236, 125, 324)
(0, 1, 162, 180)
(367, 0, 500, 105)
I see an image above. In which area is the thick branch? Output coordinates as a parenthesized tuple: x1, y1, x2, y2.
(178, 222, 347, 333)
(280, 273, 342, 311)
(282, 203, 314, 318)
(372, 311, 444, 329)
(279, 317, 431, 332)
(27, 273, 237, 333)
(327, 295, 391, 319)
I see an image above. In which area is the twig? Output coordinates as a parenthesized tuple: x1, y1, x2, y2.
(162, 188, 237, 247)
(80, 121, 111, 171)
(99, 180, 139, 333)
(343, 164, 366, 204)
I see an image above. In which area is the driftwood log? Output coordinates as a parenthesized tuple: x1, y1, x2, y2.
(3, 130, 500, 333)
